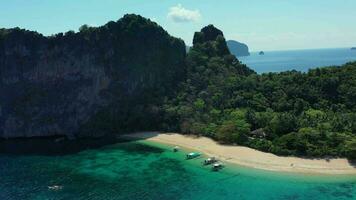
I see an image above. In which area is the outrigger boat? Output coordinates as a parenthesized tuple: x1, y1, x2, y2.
(212, 162, 224, 171)
(204, 157, 218, 165)
(186, 152, 201, 159)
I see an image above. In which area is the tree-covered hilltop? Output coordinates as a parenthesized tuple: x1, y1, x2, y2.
(163, 25, 356, 159)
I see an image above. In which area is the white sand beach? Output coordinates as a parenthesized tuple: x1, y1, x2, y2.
(124, 132, 356, 175)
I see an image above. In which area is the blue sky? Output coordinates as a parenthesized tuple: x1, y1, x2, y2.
(1, 0, 356, 51)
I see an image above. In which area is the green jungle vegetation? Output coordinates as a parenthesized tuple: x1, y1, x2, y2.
(1, 15, 355, 159)
(161, 25, 356, 160)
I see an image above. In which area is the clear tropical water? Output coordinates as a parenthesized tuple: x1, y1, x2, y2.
(0, 138, 355, 200)
(239, 48, 356, 73)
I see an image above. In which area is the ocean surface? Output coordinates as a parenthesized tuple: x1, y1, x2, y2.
(0, 138, 355, 200)
(238, 48, 356, 73)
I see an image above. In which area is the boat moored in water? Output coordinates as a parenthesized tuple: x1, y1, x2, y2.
(212, 163, 224, 171)
(204, 157, 218, 165)
(186, 152, 201, 159)
(48, 185, 63, 191)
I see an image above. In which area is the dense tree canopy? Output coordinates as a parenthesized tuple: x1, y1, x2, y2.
(162, 25, 356, 160)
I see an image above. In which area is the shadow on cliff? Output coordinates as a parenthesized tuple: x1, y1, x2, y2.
(0, 135, 138, 156)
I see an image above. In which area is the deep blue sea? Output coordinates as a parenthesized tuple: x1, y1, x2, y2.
(239, 48, 356, 73)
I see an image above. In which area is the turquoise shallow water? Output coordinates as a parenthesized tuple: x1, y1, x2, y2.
(0, 139, 355, 200)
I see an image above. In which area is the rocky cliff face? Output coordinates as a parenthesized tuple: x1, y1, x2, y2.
(0, 14, 186, 138)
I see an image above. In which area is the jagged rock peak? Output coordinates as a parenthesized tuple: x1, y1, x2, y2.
(192, 25, 230, 56)
(193, 24, 225, 45)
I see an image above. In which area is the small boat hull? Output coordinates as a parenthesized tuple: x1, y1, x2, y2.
(186, 152, 201, 159)
(204, 157, 218, 165)
(212, 163, 224, 171)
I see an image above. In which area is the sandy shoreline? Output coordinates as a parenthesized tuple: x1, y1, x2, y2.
(123, 132, 356, 175)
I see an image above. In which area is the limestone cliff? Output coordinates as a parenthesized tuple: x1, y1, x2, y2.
(0, 14, 186, 138)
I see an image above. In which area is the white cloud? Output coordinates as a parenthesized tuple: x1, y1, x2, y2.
(168, 4, 201, 23)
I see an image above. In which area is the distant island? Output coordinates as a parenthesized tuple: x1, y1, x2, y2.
(227, 40, 250, 57)
(351, 47, 356, 50)
(259, 51, 265, 55)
